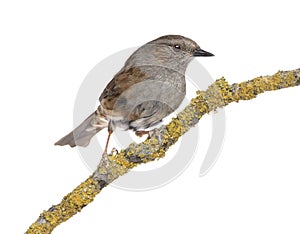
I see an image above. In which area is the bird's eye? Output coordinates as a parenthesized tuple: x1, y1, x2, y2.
(173, 44, 181, 50)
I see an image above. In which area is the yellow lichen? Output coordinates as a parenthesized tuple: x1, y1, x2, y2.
(26, 177, 100, 234)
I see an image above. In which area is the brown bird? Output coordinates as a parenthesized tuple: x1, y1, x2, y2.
(55, 35, 214, 153)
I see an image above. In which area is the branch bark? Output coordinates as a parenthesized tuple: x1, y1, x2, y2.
(26, 69, 300, 233)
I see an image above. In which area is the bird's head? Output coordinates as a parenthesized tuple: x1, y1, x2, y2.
(126, 35, 214, 71)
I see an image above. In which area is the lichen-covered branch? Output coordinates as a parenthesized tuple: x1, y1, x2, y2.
(26, 69, 300, 233)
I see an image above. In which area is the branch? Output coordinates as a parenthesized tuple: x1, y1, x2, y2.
(26, 69, 300, 233)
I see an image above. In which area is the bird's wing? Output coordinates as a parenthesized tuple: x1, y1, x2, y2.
(99, 67, 148, 112)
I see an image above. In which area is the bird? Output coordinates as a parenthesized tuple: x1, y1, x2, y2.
(55, 35, 214, 153)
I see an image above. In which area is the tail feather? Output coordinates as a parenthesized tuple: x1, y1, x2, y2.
(55, 111, 108, 147)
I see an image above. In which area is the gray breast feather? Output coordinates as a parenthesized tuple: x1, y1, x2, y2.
(110, 80, 185, 130)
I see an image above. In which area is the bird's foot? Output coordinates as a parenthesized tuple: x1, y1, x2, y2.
(135, 130, 150, 138)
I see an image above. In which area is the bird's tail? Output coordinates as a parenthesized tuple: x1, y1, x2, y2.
(55, 111, 108, 147)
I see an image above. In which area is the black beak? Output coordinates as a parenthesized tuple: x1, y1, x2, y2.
(193, 48, 214, 57)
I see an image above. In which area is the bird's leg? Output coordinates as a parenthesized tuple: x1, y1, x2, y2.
(135, 130, 150, 138)
(104, 128, 113, 154)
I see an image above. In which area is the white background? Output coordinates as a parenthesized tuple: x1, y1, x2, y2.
(1, 1, 300, 233)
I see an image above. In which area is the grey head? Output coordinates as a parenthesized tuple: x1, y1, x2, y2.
(125, 35, 214, 72)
